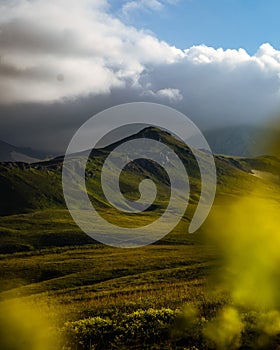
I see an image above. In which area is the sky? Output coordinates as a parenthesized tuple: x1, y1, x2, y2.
(113, 0, 280, 55)
(0, 0, 280, 152)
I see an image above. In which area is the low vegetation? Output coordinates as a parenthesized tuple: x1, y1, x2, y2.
(2, 128, 280, 348)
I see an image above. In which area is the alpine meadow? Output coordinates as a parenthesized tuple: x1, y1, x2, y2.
(2, 1, 280, 349)
(1, 126, 280, 349)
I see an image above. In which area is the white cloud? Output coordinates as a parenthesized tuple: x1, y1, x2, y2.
(140, 43, 280, 125)
(0, 0, 280, 129)
(122, 0, 164, 17)
(156, 88, 183, 102)
(0, 0, 183, 104)
(143, 88, 183, 102)
(121, 0, 178, 18)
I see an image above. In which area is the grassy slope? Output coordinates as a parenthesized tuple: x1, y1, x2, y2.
(0, 244, 224, 349)
(1, 127, 279, 253)
(1, 127, 280, 348)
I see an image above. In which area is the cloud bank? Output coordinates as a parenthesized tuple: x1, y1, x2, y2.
(0, 0, 182, 104)
(1, 0, 280, 151)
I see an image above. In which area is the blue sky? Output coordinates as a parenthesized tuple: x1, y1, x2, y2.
(111, 0, 280, 54)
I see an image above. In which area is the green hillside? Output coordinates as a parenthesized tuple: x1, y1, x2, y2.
(0, 127, 279, 253)
(1, 127, 280, 349)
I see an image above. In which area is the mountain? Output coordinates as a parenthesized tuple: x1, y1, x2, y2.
(204, 125, 271, 157)
(0, 126, 255, 215)
(0, 139, 51, 163)
(0, 126, 280, 253)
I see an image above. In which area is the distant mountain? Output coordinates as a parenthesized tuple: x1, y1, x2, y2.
(0, 139, 51, 163)
(204, 125, 271, 157)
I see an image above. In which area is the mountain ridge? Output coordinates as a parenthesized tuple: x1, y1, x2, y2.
(0, 139, 53, 163)
(1, 126, 280, 253)
(204, 125, 272, 157)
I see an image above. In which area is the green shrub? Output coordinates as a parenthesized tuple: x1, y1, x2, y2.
(62, 308, 177, 349)
(62, 316, 114, 350)
(115, 308, 177, 347)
